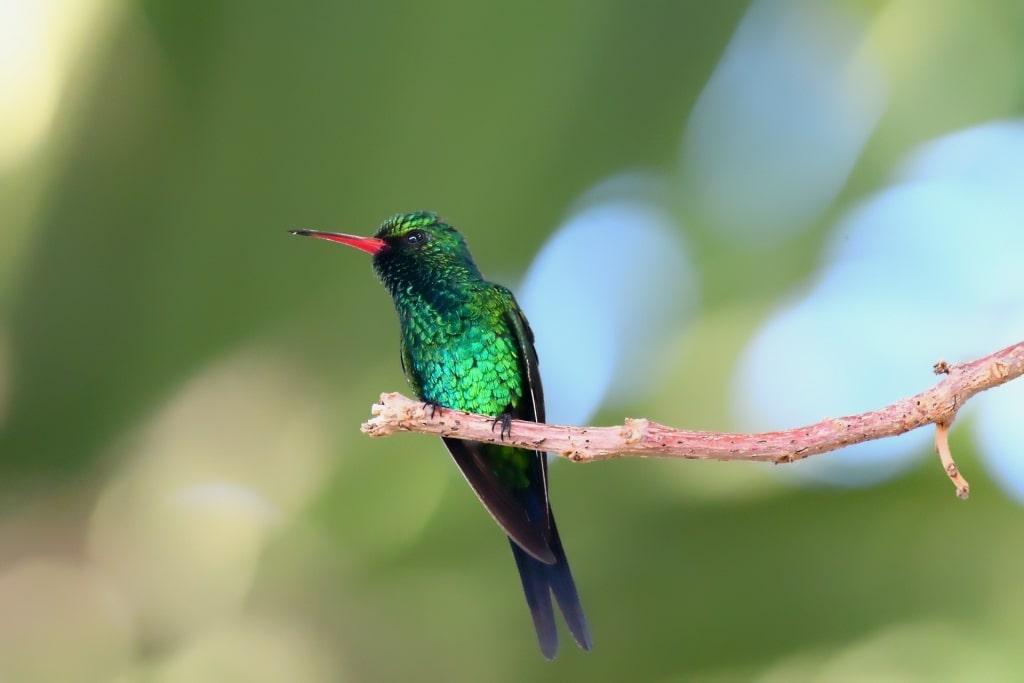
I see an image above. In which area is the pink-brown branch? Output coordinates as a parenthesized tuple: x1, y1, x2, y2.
(362, 340, 1024, 499)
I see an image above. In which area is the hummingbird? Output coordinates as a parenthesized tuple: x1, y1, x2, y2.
(291, 211, 591, 659)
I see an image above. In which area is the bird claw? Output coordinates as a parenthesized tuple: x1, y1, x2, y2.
(424, 401, 443, 419)
(490, 413, 513, 442)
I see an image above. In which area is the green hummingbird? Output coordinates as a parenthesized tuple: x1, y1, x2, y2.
(291, 211, 591, 658)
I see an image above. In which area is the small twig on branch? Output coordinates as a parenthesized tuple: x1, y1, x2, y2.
(934, 422, 969, 500)
(362, 340, 1024, 499)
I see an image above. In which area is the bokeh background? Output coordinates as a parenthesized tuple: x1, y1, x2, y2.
(3, 0, 1024, 681)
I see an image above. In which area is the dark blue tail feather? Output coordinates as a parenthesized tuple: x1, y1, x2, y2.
(510, 539, 559, 658)
(545, 523, 591, 651)
(509, 519, 592, 659)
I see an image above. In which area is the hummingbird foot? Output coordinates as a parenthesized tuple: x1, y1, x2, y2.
(490, 411, 514, 441)
(424, 401, 444, 419)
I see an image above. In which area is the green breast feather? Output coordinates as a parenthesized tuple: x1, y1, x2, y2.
(400, 284, 525, 417)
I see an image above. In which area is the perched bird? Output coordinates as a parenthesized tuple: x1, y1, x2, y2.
(291, 211, 591, 658)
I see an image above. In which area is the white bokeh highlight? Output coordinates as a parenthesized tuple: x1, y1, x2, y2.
(88, 349, 334, 640)
(0, 0, 118, 171)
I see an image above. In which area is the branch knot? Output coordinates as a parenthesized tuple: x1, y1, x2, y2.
(621, 418, 649, 445)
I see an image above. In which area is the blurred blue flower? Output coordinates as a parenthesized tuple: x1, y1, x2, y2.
(682, 0, 886, 244)
(733, 120, 1024, 491)
(518, 173, 696, 425)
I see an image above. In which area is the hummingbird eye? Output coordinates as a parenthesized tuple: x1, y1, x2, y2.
(404, 230, 428, 246)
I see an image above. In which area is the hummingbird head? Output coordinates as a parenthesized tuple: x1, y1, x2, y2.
(371, 211, 483, 297)
(291, 211, 483, 299)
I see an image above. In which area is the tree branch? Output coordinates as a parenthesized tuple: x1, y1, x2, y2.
(362, 340, 1024, 499)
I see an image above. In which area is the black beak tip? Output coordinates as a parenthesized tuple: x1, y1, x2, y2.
(290, 229, 309, 237)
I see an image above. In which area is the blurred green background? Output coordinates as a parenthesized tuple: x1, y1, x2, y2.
(3, 1, 1024, 681)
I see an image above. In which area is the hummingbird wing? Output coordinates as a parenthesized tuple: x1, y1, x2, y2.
(442, 438, 556, 564)
(506, 304, 545, 423)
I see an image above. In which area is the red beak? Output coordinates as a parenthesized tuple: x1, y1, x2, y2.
(290, 229, 386, 255)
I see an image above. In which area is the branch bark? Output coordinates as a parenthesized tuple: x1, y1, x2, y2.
(362, 340, 1024, 499)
